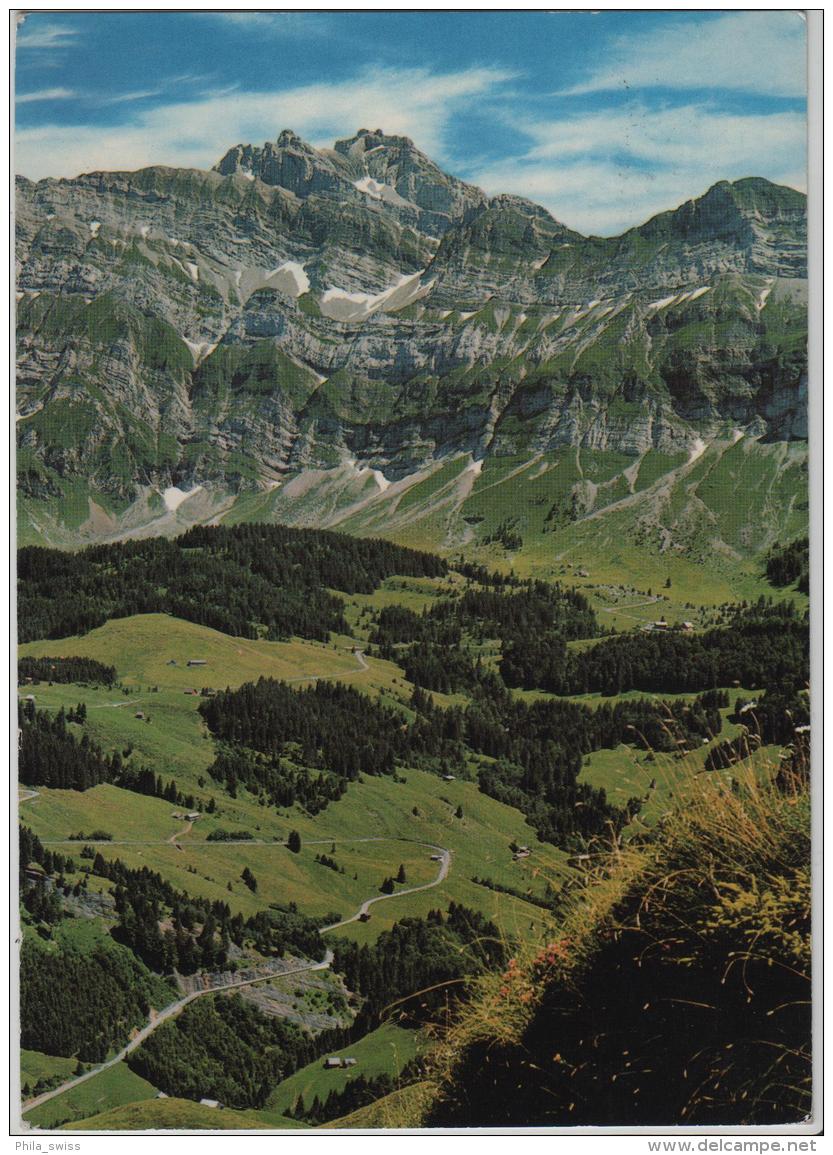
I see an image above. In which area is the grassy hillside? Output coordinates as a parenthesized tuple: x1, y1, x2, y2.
(21, 1050, 77, 1096)
(264, 1022, 422, 1121)
(19, 612, 374, 690)
(17, 531, 808, 1130)
(20, 614, 570, 939)
(24, 1062, 158, 1130)
(321, 1081, 435, 1129)
(219, 437, 809, 613)
(385, 748, 812, 1128)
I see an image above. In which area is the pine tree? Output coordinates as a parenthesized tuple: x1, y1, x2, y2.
(396, 864, 407, 884)
(287, 830, 302, 853)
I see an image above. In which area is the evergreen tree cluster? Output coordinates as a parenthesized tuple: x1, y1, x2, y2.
(200, 679, 403, 779)
(370, 582, 598, 695)
(127, 994, 314, 1109)
(287, 1064, 421, 1124)
(200, 674, 723, 848)
(18, 701, 196, 807)
(402, 642, 498, 696)
(471, 875, 559, 912)
(332, 904, 507, 1030)
(20, 936, 175, 1062)
(208, 748, 347, 814)
(20, 824, 76, 879)
(18, 525, 445, 644)
(80, 854, 323, 974)
(18, 701, 119, 791)
(705, 686, 809, 771)
(18, 656, 116, 686)
(765, 537, 809, 593)
(19, 825, 78, 928)
(411, 687, 722, 845)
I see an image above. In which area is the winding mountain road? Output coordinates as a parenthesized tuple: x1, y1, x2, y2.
(21, 952, 335, 1116)
(321, 844, 450, 931)
(20, 835, 451, 1119)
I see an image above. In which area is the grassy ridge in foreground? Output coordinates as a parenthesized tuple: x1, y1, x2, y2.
(61, 1097, 305, 1131)
(365, 749, 811, 1127)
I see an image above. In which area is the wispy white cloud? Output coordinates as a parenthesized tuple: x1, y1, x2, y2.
(106, 89, 164, 106)
(16, 19, 78, 51)
(15, 65, 514, 181)
(212, 13, 331, 38)
(16, 87, 77, 105)
(564, 11, 806, 98)
(470, 103, 806, 234)
(105, 74, 215, 105)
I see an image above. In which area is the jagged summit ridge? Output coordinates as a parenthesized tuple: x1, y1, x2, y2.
(215, 127, 489, 236)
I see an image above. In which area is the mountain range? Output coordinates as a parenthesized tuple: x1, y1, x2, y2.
(15, 128, 807, 566)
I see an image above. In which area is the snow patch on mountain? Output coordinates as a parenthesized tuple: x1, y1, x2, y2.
(320, 270, 431, 322)
(267, 261, 310, 297)
(353, 176, 409, 208)
(756, 280, 775, 311)
(182, 338, 218, 365)
(687, 438, 707, 465)
(162, 485, 204, 512)
(89, 221, 101, 238)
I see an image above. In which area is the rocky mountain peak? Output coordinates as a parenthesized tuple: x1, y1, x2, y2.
(275, 128, 308, 149)
(334, 128, 416, 157)
(628, 176, 806, 277)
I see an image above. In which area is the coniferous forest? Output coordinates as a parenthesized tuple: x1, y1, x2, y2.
(18, 524, 446, 643)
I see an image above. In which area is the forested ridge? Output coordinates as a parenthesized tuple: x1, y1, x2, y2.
(127, 995, 314, 1109)
(500, 601, 808, 695)
(200, 672, 728, 846)
(20, 934, 175, 1063)
(370, 582, 597, 694)
(17, 525, 446, 643)
(332, 904, 506, 1028)
(200, 680, 403, 779)
(97, 854, 324, 973)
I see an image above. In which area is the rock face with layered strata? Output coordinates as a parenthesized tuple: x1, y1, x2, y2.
(15, 130, 807, 546)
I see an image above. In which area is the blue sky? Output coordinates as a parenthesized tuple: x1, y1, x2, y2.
(15, 10, 807, 235)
